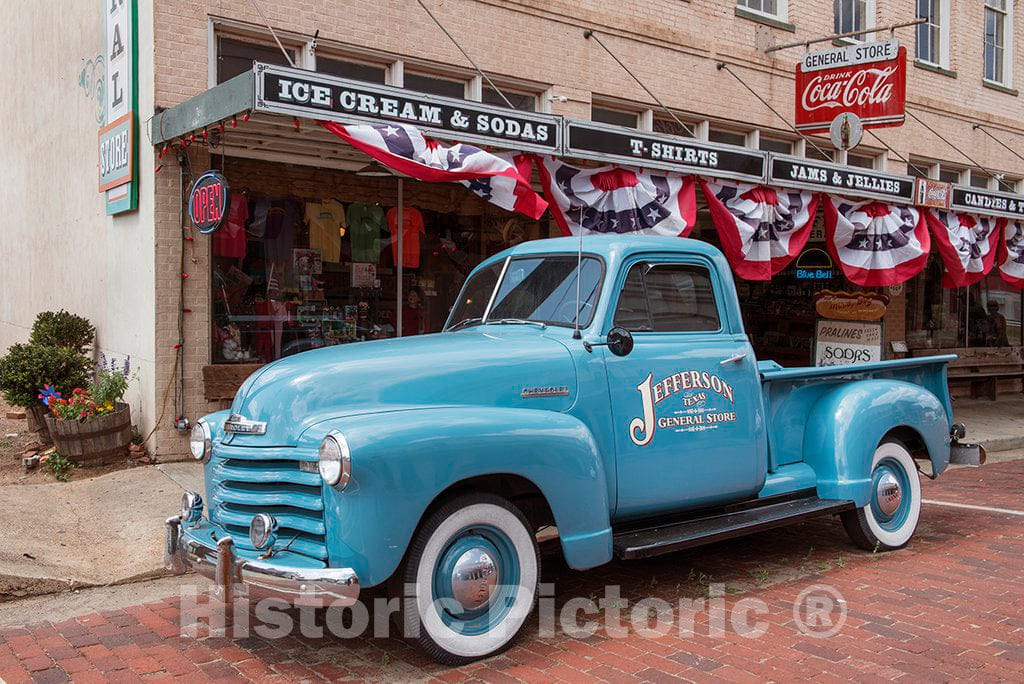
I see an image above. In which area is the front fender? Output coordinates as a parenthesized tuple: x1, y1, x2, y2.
(802, 380, 950, 507)
(305, 406, 613, 587)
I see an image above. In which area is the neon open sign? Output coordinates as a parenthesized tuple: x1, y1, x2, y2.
(188, 171, 230, 234)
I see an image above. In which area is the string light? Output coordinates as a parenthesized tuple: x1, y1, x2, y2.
(231, 117, 238, 128)
(242, 112, 250, 122)
(293, 118, 301, 131)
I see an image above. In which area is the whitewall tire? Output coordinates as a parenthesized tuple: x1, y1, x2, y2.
(397, 493, 539, 665)
(841, 440, 922, 551)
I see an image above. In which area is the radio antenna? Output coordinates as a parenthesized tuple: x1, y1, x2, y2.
(572, 206, 584, 340)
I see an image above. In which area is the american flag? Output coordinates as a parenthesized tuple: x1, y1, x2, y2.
(998, 220, 1024, 289)
(319, 121, 547, 219)
(925, 211, 1002, 287)
(536, 157, 696, 237)
(824, 197, 930, 286)
(699, 179, 819, 280)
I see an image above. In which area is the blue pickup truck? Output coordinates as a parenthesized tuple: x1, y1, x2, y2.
(166, 236, 959, 663)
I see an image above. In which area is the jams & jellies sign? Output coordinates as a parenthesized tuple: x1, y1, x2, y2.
(795, 39, 906, 135)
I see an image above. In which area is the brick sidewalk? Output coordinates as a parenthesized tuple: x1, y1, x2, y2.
(1, 461, 1022, 683)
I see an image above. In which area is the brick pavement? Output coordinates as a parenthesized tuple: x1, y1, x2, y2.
(1, 460, 1022, 683)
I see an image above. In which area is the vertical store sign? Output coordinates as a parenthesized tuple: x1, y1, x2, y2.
(97, 0, 138, 214)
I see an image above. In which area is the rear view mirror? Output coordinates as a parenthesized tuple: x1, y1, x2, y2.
(584, 326, 634, 356)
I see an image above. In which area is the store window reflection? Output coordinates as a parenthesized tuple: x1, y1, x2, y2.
(905, 255, 1022, 350)
(210, 165, 560, 364)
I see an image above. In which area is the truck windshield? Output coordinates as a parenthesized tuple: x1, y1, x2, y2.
(446, 255, 603, 330)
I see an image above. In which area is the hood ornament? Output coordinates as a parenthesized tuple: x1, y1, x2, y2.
(223, 413, 267, 435)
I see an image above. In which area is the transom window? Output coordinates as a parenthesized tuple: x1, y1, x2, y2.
(592, 105, 640, 129)
(216, 36, 296, 84)
(614, 264, 721, 333)
(404, 72, 468, 99)
(984, 0, 1011, 84)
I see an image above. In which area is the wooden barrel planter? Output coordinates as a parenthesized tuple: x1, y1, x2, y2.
(44, 403, 132, 466)
(26, 405, 53, 444)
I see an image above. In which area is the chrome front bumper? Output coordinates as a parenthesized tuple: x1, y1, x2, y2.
(164, 516, 359, 607)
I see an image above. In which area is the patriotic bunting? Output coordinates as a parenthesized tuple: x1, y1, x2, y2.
(998, 220, 1024, 288)
(925, 211, 1003, 287)
(824, 197, 931, 286)
(318, 120, 547, 219)
(698, 179, 819, 280)
(536, 157, 696, 237)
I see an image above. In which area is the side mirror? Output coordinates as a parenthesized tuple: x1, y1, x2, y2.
(584, 326, 634, 356)
(607, 327, 634, 356)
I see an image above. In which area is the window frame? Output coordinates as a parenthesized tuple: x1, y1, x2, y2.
(833, 0, 876, 43)
(983, 0, 1014, 87)
(736, 0, 788, 22)
(611, 260, 725, 335)
(915, 0, 951, 69)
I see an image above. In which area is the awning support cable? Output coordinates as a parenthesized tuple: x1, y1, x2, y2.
(715, 62, 832, 161)
(248, 0, 296, 68)
(972, 122, 1024, 165)
(906, 109, 1016, 192)
(413, 0, 516, 111)
(585, 29, 696, 139)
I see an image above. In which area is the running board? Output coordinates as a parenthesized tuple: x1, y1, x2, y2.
(613, 496, 855, 560)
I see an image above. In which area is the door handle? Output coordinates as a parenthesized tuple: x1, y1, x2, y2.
(719, 353, 747, 365)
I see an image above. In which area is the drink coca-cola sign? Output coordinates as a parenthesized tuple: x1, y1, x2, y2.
(795, 40, 906, 135)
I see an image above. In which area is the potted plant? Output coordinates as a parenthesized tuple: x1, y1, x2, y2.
(44, 354, 137, 466)
(0, 343, 91, 439)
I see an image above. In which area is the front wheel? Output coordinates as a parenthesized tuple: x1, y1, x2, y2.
(397, 493, 540, 665)
(841, 440, 922, 551)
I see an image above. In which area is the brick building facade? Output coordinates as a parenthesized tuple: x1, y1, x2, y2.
(6, 1, 1023, 459)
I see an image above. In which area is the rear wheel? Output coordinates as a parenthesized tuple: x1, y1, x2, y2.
(841, 440, 922, 551)
(396, 493, 539, 665)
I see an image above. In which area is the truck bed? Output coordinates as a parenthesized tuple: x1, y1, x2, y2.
(759, 355, 957, 471)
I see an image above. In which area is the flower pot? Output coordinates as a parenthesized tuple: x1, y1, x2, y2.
(44, 403, 132, 466)
(26, 405, 53, 444)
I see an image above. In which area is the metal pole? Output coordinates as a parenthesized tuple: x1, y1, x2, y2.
(764, 18, 926, 53)
(397, 178, 404, 338)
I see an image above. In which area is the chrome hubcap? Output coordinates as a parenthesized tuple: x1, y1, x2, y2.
(876, 471, 903, 517)
(450, 547, 498, 612)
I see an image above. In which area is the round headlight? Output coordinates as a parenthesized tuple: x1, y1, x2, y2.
(318, 431, 351, 488)
(190, 420, 211, 462)
(249, 513, 278, 550)
(180, 491, 204, 526)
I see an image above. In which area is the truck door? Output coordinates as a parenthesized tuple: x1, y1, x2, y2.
(603, 258, 766, 519)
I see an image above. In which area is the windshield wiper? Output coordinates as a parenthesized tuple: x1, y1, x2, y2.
(489, 318, 547, 329)
(446, 317, 483, 331)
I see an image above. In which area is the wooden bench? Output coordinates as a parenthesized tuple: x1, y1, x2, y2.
(943, 347, 1024, 400)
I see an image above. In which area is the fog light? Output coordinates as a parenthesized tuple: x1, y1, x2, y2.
(180, 491, 204, 527)
(249, 513, 278, 550)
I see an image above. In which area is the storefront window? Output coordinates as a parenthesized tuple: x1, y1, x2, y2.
(210, 162, 560, 364)
(906, 256, 1023, 350)
(653, 117, 695, 138)
(847, 153, 876, 169)
(708, 129, 747, 147)
(759, 137, 793, 154)
(216, 37, 296, 84)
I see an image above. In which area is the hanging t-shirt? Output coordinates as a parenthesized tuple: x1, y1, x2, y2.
(213, 195, 249, 258)
(264, 199, 299, 272)
(347, 203, 386, 263)
(305, 200, 346, 263)
(386, 206, 425, 269)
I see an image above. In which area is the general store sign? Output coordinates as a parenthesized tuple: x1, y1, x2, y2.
(950, 185, 1024, 220)
(795, 40, 906, 135)
(254, 63, 561, 154)
(564, 120, 767, 182)
(769, 154, 915, 204)
(98, 0, 138, 214)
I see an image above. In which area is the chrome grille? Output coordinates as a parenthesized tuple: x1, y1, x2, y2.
(210, 447, 327, 562)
